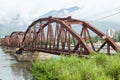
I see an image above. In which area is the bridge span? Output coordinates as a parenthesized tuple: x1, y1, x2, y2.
(1, 16, 120, 55)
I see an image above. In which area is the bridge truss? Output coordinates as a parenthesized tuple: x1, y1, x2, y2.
(2, 16, 120, 55)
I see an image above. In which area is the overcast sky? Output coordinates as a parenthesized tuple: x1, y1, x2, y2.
(0, 0, 120, 25)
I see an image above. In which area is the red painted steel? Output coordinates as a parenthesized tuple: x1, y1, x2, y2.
(2, 16, 120, 55)
(21, 16, 120, 55)
(2, 36, 10, 46)
(9, 32, 25, 47)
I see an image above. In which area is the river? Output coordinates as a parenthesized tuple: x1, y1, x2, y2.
(0, 47, 32, 80)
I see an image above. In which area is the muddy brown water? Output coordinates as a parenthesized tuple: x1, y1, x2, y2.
(0, 47, 32, 80)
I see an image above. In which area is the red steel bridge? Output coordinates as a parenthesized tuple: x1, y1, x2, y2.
(1, 16, 120, 55)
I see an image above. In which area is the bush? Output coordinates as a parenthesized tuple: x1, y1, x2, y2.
(105, 55, 120, 80)
(31, 53, 120, 80)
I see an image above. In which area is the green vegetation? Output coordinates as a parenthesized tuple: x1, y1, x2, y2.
(113, 31, 120, 42)
(31, 53, 120, 80)
(92, 36, 104, 43)
(69, 36, 104, 44)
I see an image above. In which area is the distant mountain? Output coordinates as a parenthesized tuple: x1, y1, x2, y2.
(90, 21, 120, 32)
(38, 6, 120, 33)
(0, 6, 80, 38)
(0, 23, 26, 38)
(67, 20, 120, 35)
(0, 14, 27, 38)
(0, 6, 120, 38)
(40, 6, 80, 18)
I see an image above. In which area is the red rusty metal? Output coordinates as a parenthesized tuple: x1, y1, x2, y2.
(2, 16, 120, 55)
(1, 38, 4, 46)
(21, 16, 120, 55)
(2, 36, 10, 46)
(9, 31, 24, 47)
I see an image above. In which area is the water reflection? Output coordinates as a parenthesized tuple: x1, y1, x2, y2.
(10, 62, 32, 80)
(0, 48, 32, 80)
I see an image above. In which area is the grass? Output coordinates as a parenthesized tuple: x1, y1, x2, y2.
(31, 52, 120, 80)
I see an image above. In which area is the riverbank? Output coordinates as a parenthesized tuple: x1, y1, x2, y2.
(2, 46, 59, 61)
(31, 53, 120, 80)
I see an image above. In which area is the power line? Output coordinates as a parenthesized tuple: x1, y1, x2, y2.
(93, 11, 120, 21)
(88, 6, 120, 19)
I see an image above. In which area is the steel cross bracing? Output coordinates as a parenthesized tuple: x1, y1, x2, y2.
(2, 32, 24, 47)
(1, 36, 10, 46)
(2, 16, 120, 55)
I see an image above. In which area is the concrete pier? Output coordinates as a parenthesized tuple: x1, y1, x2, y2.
(13, 51, 57, 61)
(2, 46, 59, 61)
(2, 46, 16, 53)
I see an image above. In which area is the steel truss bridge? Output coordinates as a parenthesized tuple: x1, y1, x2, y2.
(1, 16, 120, 55)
